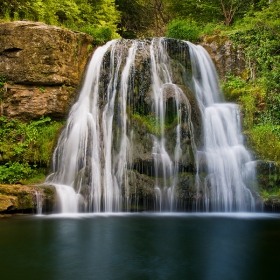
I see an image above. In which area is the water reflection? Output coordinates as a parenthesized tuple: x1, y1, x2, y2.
(0, 213, 280, 280)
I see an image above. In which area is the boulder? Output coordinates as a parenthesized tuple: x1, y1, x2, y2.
(0, 21, 93, 121)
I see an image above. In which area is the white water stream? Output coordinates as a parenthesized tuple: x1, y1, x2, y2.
(188, 43, 256, 211)
(46, 38, 257, 213)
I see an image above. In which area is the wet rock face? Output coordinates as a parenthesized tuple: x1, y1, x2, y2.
(101, 39, 202, 204)
(106, 39, 202, 156)
(0, 21, 93, 121)
(0, 184, 56, 214)
(200, 35, 246, 81)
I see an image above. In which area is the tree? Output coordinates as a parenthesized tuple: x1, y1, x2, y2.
(166, 0, 264, 26)
(116, 0, 170, 38)
(219, 0, 240, 26)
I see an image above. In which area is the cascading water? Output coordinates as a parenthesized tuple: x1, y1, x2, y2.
(188, 43, 257, 211)
(35, 190, 43, 215)
(46, 38, 259, 213)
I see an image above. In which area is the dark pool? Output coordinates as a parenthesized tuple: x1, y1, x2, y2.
(0, 213, 280, 280)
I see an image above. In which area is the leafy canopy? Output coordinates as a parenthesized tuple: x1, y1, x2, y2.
(0, 0, 121, 42)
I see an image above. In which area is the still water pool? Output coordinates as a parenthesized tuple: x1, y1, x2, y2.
(0, 213, 280, 280)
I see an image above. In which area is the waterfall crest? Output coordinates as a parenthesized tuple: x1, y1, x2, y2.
(46, 38, 260, 213)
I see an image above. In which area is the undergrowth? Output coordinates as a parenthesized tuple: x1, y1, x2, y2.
(221, 72, 280, 162)
(0, 116, 64, 184)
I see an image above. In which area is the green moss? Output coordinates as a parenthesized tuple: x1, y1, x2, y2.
(132, 113, 161, 135)
(203, 34, 229, 46)
(260, 188, 280, 199)
(20, 169, 47, 185)
(43, 186, 55, 198)
(0, 74, 6, 99)
(132, 113, 179, 136)
(87, 44, 93, 52)
(17, 193, 33, 209)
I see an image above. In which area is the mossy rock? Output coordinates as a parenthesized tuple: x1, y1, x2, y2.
(0, 194, 18, 212)
(0, 184, 56, 213)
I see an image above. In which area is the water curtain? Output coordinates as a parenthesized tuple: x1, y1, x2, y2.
(46, 38, 259, 213)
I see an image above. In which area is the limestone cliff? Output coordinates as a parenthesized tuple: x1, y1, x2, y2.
(200, 35, 246, 81)
(0, 21, 93, 121)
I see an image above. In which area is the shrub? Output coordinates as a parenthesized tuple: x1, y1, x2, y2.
(166, 19, 201, 42)
(222, 74, 247, 101)
(0, 162, 34, 184)
(248, 124, 280, 162)
(78, 25, 115, 45)
(0, 116, 64, 183)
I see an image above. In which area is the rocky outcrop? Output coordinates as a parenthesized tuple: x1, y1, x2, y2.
(200, 35, 246, 81)
(0, 184, 56, 213)
(0, 21, 93, 121)
(2, 84, 76, 120)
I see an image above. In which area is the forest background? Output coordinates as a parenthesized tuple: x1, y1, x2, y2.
(0, 0, 279, 198)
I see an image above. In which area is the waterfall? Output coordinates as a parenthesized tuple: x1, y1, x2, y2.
(188, 43, 257, 211)
(46, 38, 258, 213)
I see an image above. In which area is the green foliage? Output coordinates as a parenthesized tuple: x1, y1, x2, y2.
(115, 0, 169, 38)
(0, 75, 6, 87)
(220, 0, 280, 163)
(166, 0, 259, 26)
(0, 162, 34, 184)
(0, 116, 64, 183)
(222, 74, 247, 101)
(0, 74, 6, 98)
(248, 124, 280, 162)
(133, 113, 161, 135)
(0, 0, 121, 44)
(223, 74, 280, 162)
(79, 25, 114, 44)
(230, 0, 280, 93)
(260, 189, 276, 199)
(166, 19, 200, 42)
(222, 73, 267, 130)
(202, 23, 222, 35)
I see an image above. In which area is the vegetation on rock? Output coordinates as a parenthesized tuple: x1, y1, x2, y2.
(0, 184, 56, 213)
(0, 116, 64, 184)
(0, 0, 120, 44)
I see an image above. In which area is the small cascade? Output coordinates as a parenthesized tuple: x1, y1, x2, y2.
(55, 184, 80, 213)
(35, 190, 43, 215)
(46, 38, 259, 213)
